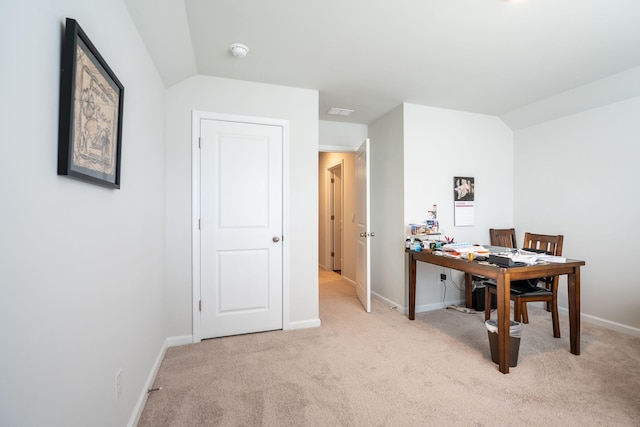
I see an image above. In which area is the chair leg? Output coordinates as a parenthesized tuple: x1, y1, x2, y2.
(551, 296, 560, 338)
(484, 287, 492, 321)
(521, 302, 529, 323)
(544, 280, 553, 312)
(515, 300, 529, 323)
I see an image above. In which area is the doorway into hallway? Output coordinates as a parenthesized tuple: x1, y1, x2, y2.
(318, 152, 356, 284)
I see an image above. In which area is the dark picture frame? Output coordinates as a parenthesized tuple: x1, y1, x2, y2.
(453, 176, 475, 201)
(58, 18, 124, 189)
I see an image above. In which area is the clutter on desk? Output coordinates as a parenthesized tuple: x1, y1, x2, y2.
(405, 235, 448, 252)
(409, 204, 440, 236)
(405, 236, 426, 251)
(407, 205, 466, 253)
(409, 224, 428, 236)
(409, 220, 439, 236)
(441, 242, 490, 256)
(488, 253, 525, 267)
(406, 229, 451, 253)
(490, 249, 567, 266)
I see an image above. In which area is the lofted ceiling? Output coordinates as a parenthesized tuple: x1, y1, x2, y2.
(125, 0, 640, 128)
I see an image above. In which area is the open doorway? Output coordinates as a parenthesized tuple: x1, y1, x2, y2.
(318, 151, 356, 285)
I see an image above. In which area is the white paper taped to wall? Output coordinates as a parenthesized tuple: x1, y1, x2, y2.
(454, 201, 474, 226)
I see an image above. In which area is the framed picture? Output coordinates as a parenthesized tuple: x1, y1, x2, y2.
(58, 18, 124, 189)
(453, 176, 474, 201)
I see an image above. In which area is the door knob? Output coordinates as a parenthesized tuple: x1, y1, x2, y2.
(360, 232, 366, 237)
(369, 232, 375, 237)
(272, 236, 280, 242)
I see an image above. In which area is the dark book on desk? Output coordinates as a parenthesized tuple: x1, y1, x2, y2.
(488, 254, 526, 268)
(520, 248, 548, 254)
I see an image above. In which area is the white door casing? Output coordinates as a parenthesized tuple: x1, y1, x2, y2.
(192, 112, 289, 341)
(355, 139, 371, 312)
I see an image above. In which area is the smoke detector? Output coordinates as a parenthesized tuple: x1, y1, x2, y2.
(230, 43, 249, 58)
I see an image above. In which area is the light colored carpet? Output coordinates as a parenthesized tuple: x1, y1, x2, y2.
(138, 270, 640, 426)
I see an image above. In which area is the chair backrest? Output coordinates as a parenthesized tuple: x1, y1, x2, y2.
(522, 232, 564, 256)
(522, 232, 564, 291)
(489, 228, 517, 248)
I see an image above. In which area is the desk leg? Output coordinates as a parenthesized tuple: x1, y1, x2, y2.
(409, 253, 417, 320)
(568, 267, 581, 355)
(497, 272, 511, 374)
(465, 273, 473, 308)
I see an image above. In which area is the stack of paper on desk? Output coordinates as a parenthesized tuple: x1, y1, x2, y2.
(535, 254, 567, 263)
(441, 243, 490, 255)
(501, 250, 567, 265)
(510, 251, 539, 265)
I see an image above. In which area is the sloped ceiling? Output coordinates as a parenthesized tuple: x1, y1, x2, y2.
(125, 0, 640, 129)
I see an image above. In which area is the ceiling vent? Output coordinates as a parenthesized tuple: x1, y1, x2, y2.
(326, 107, 354, 116)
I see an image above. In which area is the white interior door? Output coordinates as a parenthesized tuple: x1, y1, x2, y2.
(333, 172, 342, 271)
(355, 139, 371, 312)
(199, 118, 283, 338)
(329, 165, 343, 271)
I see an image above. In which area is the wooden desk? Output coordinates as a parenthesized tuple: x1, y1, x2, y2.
(407, 249, 585, 374)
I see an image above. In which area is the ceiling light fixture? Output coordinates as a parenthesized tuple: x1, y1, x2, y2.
(230, 43, 249, 58)
(327, 107, 354, 116)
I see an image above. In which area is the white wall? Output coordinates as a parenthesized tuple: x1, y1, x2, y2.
(514, 96, 640, 332)
(319, 120, 368, 150)
(165, 75, 320, 336)
(368, 105, 406, 307)
(0, 1, 167, 426)
(403, 103, 514, 311)
(500, 66, 640, 130)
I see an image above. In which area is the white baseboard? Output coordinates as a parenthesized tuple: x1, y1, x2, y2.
(526, 303, 640, 337)
(556, 306, 640, 337)
(286, 318, 321, 330)
(410, 299, 640, 337)
(341, 275, 356, 287)
(127, 338, 169, 427)
(370, 291, 464, 315)
(167, 334, 194, 347)
(412, 301, 640, 336)
(413, 299, 465, 315)
(371, 291, 402, 310)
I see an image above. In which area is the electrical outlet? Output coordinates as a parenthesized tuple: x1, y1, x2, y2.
(440, 273, 447, 281)
(115, 368, 122, 400)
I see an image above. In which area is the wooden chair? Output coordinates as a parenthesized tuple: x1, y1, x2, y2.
(473, 228, 517, 310)
(489, 228, 517, 248)
(485, 232, 564, 338)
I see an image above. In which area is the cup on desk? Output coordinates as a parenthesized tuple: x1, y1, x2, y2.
(468, 252, 475, 261)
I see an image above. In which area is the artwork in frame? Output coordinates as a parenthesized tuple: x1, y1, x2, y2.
(453, 176, 474, 201)
(58, 18, 124, 189)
